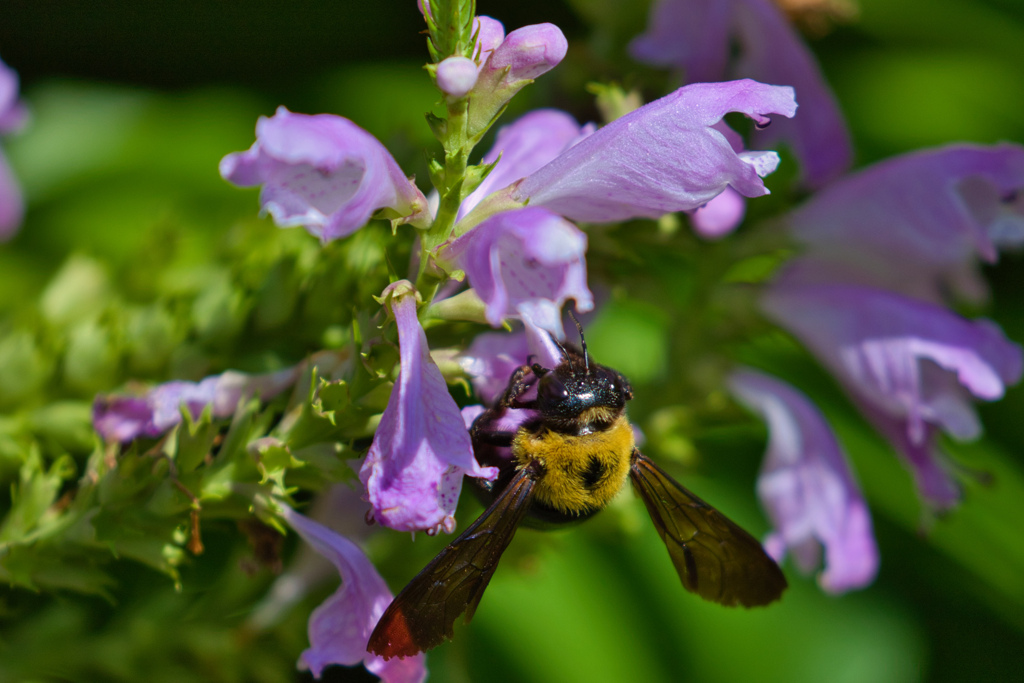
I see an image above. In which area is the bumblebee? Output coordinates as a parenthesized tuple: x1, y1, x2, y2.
(368, 327, 786, 660)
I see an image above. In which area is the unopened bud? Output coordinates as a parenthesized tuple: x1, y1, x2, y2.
(473, 16, 505, 62)
(486, 23, 567, 82)
(436, 56, 478, 99)
(468, 23, 567, 138)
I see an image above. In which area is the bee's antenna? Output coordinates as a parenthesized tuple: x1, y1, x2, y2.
(552, 336, 569, 360)
(567, 309, 589, 373)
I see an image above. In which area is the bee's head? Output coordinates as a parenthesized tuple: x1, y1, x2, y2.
(534, 357, 633, 421)
(525, 311, 633, 428)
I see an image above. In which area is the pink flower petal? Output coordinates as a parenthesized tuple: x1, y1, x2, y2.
(788, 144, 1024, 303)
(460, 322, 564, 404)
(279, 507, 426, 683)
(630, 0, 851, 188)
(484, 23, 567, 83)
(220, 107, 428, 243)
(0, 56, 27, 240)
(359, 283, 498, 533)
(460, 109, 591, 220)
(93, 366, 300, 442)
(441, 207, 593, 339)
(730, 368, 878, 593)
(763, 282, 1022, 503)
(514, 80, 797, 222)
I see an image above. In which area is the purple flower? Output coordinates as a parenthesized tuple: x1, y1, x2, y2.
(511, 80, 797, 223)
(93, 366, 300, 442)
(860, 405, 962, 509)
(763, 282, 1023, 505)
(630, 0, 732, 82)
(440, 207, 593, 339)
(785, 144, 1024, 304)
(729, 368, 879, 593)
(220, 107, 429, 244)
(460, 330, 531, 406)
(460, 109, 592, 221)
(630, 0, 851, 188)
(278, 506, 426, 683)
(0, 56, 28, 240)
(359, 282, 498, 533)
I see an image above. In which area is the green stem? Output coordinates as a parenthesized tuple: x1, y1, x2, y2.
(428, 98, 470, 250)
(416, 94, 471, 298)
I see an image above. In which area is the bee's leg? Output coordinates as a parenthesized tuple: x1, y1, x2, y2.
(470, 427, 516, 447)
(498, 364, 538, 409)
(508, 363, 551, 409)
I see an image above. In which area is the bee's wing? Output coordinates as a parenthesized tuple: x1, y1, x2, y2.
(629, 449, 786, 607)
(367, 465, 538, 660)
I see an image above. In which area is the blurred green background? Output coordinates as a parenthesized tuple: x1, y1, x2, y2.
(2, 0, 1024, 682)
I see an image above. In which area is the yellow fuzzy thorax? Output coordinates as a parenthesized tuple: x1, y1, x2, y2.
(512, 413, 634, 515)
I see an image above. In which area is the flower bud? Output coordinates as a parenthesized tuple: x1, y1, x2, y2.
(436, 56, 478, 99)
(468, 23, 568, 138)
(473, 15, 505, 62)
(486, 23, 567, 82)
(690, 187, 746, 239)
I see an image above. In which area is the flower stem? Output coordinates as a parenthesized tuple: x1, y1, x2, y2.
(418, 94, 473, 298)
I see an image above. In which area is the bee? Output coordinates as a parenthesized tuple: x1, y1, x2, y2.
(368, 323, 787, 660)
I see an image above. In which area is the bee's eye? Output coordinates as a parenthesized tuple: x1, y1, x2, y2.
(539, 375, 569, 403)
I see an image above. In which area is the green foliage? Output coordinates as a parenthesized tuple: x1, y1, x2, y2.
(0, 76, 407, 648)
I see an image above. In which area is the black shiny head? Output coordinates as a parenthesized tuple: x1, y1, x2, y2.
(529, 315, 633, 432)
(534, 352, 633, 422)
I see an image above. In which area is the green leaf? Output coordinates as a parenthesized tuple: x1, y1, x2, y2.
(250, 438, 304, 489)
(173, 405, 217, 474)
(278, 377, 367, 451)
(0, 447, 76, 545)
(90, 505, 184, 581)
(721, 250, 791, 285)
